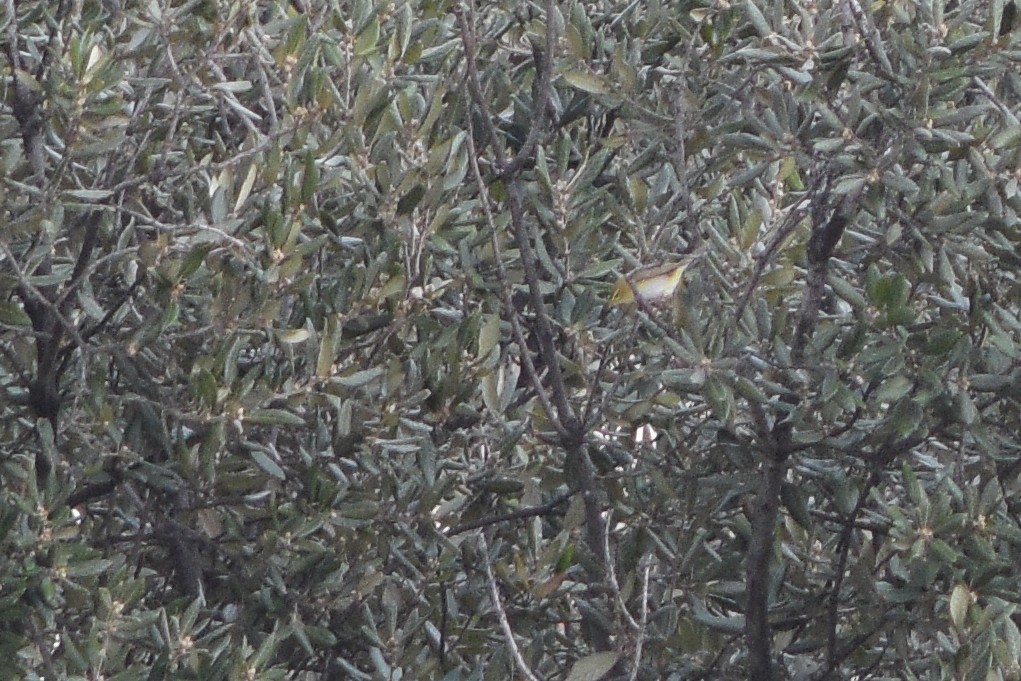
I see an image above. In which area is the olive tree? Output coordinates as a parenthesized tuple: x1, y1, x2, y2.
(2, 0, 1020, 680)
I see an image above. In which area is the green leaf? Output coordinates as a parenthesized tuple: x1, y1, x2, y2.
(832, 476, 860, 515)
(563, 70, 611, 95)
(988, 125, 1021, 149)
(956, 391, 978, 426)
(108, 667, 148, 681)
(246, 409, 306, 426)
(331, 367, 384, 388)
(66, 558, 116, 578)
(251, 449, 285, 480)
(902, 464, 926, 508)
(210, 80, 252, 93)
(555, 543, 576, 573)
(732, 375, 767, 404)
(65, 188, 114, 201)
(867, 273, 908, 308)
(744, 0, 772, 36)
(355, 17, 380, 56)
(924, 329, 961, 357)
(949, 583, 970, 630)
(829, 274, 867, 310)
(301, 150, 319, 205)
(565, 652, 619, 681)
(478, 313, 501, 368)
(703, 375, 734, 422)
(317, 318, 337, 377)
(397, 185, 425, 214)
(875, 375, 912, 403)
(0, 301, 31, 326)
(178, 244, 212, 281)
(781, 482, 813, 529)
(689, 596, 746, 633)
(889, 399, 924, 439)
(579, 259, 624, 280)
(192, 368, 218, 409)
(278, 328, 312, 344)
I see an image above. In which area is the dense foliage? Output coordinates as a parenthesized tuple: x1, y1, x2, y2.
(3, 0, 1021, 679)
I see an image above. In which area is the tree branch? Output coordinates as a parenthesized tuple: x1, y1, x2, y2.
(628, 555, 653, 681)
(793, 199, 847, 364)
(604, 508, 640, 632)
(745, 443, 785, 681)
(4, 0, 46, 181)
(446, 490, 574, 536)
(840, 0, 895, 81)
(746, 178, 847, 681)
(456, 1, 609, 649)
(479, 533, 543, 681)
(463, 102, 569, 441)
(493, 0, 556, 178)
(733, 172, 828, 322)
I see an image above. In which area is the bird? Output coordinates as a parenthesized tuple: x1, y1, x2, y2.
(608, 250, 706, 307)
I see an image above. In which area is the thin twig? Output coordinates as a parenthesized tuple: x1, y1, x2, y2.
(793, 202, 847, 364)
(825, 469, 879, 667)
(813, 610, 901, 681)
(971, 75, 1019, 124)
(841, 0, 895, 80)
(479, 533, 543, 681)
(628, 556, 653, 681)
(604, 509, 640, 631)
(456, 0, 579, 433)
(747, 178, 849, 681)
(582, 322, 635, 430)
(691, 633, 743, 681)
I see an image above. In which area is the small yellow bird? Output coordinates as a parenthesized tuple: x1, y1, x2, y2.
(609, 261, 690, 307)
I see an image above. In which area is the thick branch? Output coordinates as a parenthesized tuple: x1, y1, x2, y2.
(746, 183, 848, 681)
(793, 210, 847, 363)
(745, 451, 784, 681)
(4, 1, 46, 180)
(455, 0, 598, 526)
